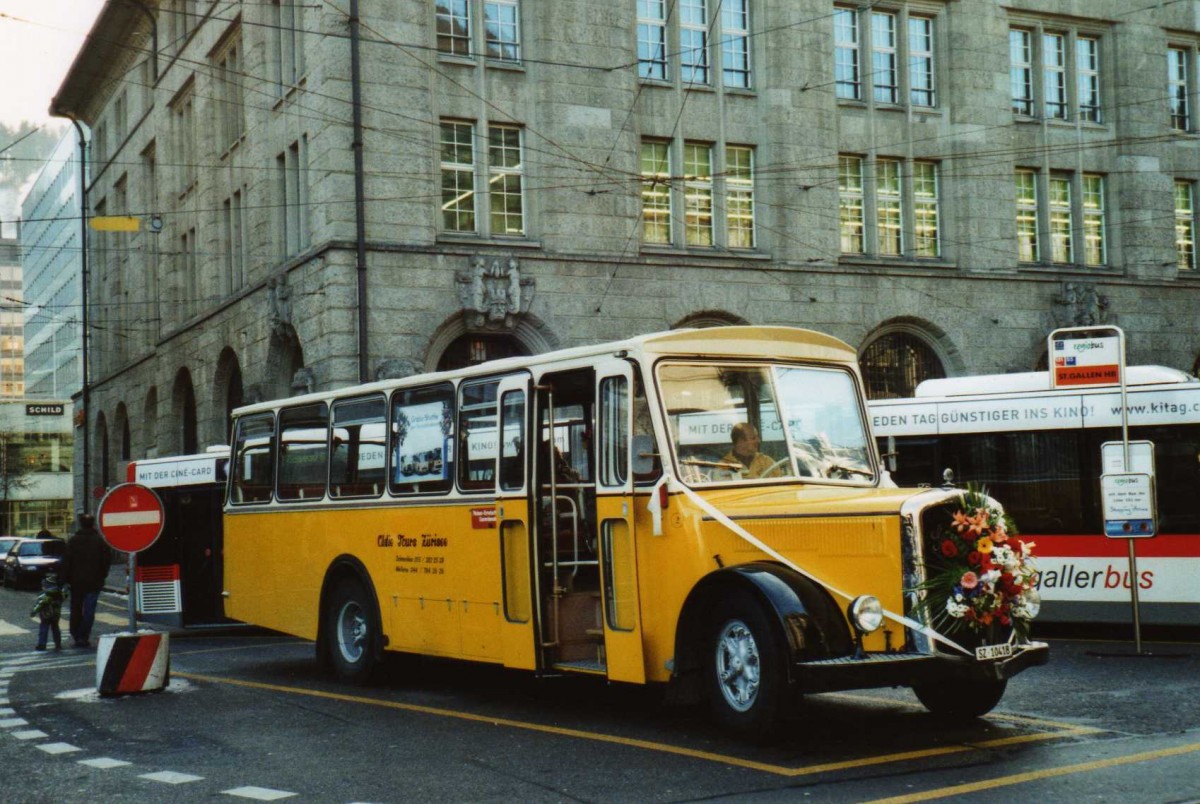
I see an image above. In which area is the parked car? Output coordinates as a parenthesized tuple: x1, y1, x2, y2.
(3, 538, 66, 589)
(0, 537, 21, 586)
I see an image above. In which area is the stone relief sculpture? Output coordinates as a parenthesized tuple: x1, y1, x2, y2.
(291, 367, 316, 396)
(375, 358, 419, 381)
(267, 274, 293, 338)
(455, 255, 535, 329)
(1053, 281, 1113, 328)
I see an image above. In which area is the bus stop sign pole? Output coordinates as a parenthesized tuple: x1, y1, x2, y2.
(1049, 325, 1145, 654)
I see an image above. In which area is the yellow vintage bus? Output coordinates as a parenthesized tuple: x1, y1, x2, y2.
(223, 326, 1047, 735)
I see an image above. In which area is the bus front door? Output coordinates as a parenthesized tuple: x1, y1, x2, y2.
(595, 361, 647, 684)
(495, 376, 538, 670)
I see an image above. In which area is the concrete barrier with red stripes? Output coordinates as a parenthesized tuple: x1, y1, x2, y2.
(96, 632, 170, 696)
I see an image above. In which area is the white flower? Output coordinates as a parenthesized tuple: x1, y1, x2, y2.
(945, 597, 969, 618)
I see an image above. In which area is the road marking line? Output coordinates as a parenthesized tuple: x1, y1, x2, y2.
(867, 741, 1200, 803)
(38, 742, 82, 755)
(12, 729, 48, 740)
(139, 770, 205, 784)
(175, 672, 1084, 778)
(223, 786, 298, 800)
(79, 757, 133, 769)
(2, 717, 29, 728)
(0, 620, 27, 636)
(0, 707, 14, 716)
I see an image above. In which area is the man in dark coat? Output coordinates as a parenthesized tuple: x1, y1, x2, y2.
(62, 513, 112, 648)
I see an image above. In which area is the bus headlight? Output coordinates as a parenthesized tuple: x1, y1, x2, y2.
(848, 595, 884, 634)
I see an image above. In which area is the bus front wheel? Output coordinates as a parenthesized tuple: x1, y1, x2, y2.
(325, 576, 380, 684)
(913, 678, 1007, 719)
(705, 592, 787, 739)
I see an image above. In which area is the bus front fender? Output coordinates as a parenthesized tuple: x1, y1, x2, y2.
(673, 562, 853, 687)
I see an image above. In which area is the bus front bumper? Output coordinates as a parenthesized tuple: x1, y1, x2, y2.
(793, 641, 1049, 694)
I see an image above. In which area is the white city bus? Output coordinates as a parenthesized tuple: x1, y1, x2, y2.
(870, 366, 1200, 626)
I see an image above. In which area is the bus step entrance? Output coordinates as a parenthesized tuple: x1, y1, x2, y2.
(551, 659, 607, 676)
(544, 590, 606, 673)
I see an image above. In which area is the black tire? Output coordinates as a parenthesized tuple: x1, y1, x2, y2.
(913, 678, 1007, 719)
(323, 576, 381, 684)
(705, 591, 789, 739)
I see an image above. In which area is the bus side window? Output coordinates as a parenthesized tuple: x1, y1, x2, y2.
(391, 383, 455, 496)
(598, 376, 628, 487)
(459, 380, 500, 492)
(330, 396, 386, 498)
(277, 403, 330, 502)
(231, 413, 275, 504)
(632, 373, 661, 484)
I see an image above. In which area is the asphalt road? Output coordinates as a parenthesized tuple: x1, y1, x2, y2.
(1, 583, 1199, 802)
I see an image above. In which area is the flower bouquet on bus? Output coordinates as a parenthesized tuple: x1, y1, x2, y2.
(912, 487, 1041, 654)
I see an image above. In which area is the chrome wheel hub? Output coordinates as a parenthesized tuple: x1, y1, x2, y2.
(716, 620, 761, 712)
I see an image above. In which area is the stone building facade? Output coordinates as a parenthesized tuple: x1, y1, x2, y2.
(50, 0, 1200, 497)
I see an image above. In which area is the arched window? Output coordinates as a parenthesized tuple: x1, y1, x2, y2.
(436, 333, 530, 372)
(860, 332, 946, 400)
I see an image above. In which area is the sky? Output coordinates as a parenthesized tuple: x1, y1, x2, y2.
(0, 0, 106, 128)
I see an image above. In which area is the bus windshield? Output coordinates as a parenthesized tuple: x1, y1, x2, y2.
(658, 362, 875, 485)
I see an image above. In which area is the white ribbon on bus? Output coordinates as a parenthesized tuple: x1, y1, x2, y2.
(647, 473, 974, 658)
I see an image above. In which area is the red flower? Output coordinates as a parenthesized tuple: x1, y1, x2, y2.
(941, 539, 958, 557)
(967, 551, 982, 567)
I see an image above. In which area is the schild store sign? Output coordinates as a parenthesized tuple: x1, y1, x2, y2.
(26, 403, 65, 416)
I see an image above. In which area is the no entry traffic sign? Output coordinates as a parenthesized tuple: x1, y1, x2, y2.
(97, 483, 165, 553)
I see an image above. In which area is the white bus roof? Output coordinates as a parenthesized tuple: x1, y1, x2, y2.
(913, 365, 1195, 398)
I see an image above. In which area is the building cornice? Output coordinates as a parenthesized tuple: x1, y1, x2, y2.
(50, 0, 155, 123)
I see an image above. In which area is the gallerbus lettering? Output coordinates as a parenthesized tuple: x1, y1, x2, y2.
(223, 326, 1046, 737)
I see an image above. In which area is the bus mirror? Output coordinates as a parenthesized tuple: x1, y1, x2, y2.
(631, 434, 658, 475)
(884, 436, 897, 472)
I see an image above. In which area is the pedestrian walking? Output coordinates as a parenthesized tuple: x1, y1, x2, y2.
(62, 513, 111, 648)
(31, 572, 66, 651)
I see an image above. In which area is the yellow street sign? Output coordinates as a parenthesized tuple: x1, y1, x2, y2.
(90, 216, 141, 232)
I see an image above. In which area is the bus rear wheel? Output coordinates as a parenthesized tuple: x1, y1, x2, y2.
(705, 592, 787, 739)
(913, 678, 1007, 719)
(325, 576, 380, 684)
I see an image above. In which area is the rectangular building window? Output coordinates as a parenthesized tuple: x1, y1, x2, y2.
(1049, 173, 1072, 263)
(1082, 174, 1105, 266)
(725, 145, 755, 249)
(872, 12, 898, 104)
(1012, 25, 1104, 122)
(1010, 29, 1034, 115)
(484, 0, 520, 61)
(909, 17, 935, 107)
(278, 137, 309, 257)
(913, 161, 939, 258)
(214, 32, 245, 150)
(222, 189, 246, 295)
(1016, 169, 1039, 262)
(271, 0, 305, 92)
(680, 0, 709, 84)
(182, 226, 197, 316)
(1176, 181, 1196, 271)
(440, 121, 476, 233)
(876, 158, 902, 255)
(488, 124, 525, 236)
(835, 8, 861, 100)
(683, 142, 713, 246)
(1170, 47, 1190, 130)
(436, 0, 471, 56)
(637, 0, 668, 80)
(839, 155, 864, 254)
(722, 0, 751, 88)
(641, 140, 672, 244)
(169, 83, 196, 192)
(1077, 37, 1101, 123)
(1043, 33, 1067, 120)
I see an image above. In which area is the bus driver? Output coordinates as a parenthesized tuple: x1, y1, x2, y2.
(723, 423, 783, 478)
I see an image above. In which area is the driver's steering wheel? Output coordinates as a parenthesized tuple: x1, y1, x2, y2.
(760, 456, 793, 478)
